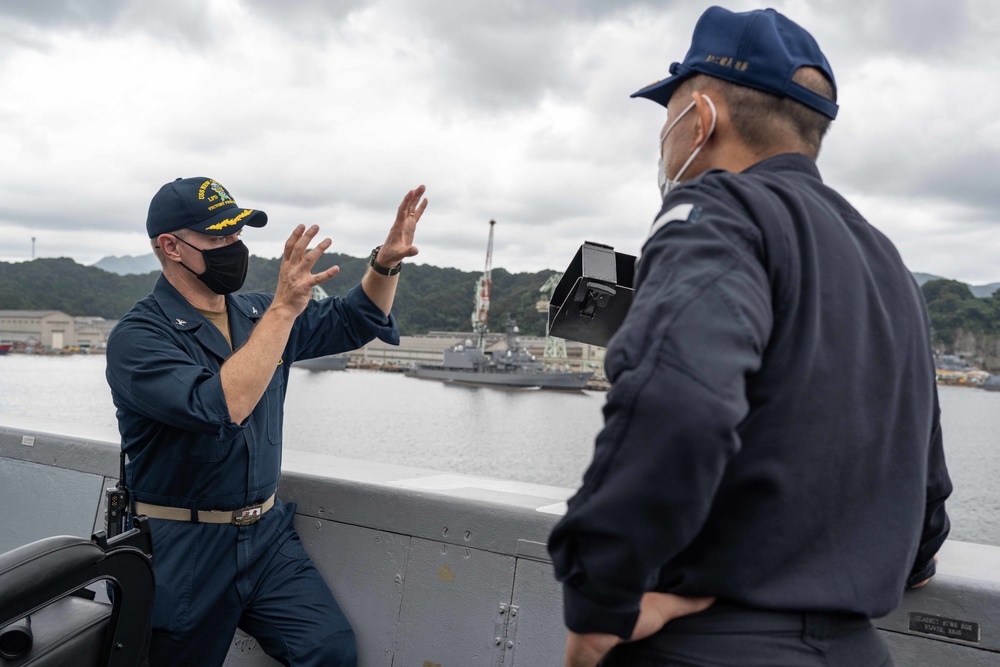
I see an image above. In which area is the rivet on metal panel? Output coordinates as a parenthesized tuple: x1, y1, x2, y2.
(511, 609, 517, 617)
(318, 506, 325, 514)
(314, 521, 322, 529)
(506, 640, 513, 649)
(441, 543, 448, 554)
(442, 527, 449, 536)
(394, 574, 402, 584)
(464, 531, 471, 541)
(463, 548, 471, 559)
(499, 603, 508, 613)
(375, 535, 382, 543)
(495, 637, 502, 645)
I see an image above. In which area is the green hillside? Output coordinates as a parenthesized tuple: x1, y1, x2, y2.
(0, 256, 555, 337)
(0, 258, 158, 319)
(921, 279, 1000, 340)
(2, 257, 997, 345)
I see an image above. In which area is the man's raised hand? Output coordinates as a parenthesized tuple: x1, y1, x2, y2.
(272, 224, 340, 318)
(376, 185, 427, 267)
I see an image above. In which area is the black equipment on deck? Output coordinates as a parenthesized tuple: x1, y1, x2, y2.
(0, 518, 154, 666)
(548, 242, 636, 347)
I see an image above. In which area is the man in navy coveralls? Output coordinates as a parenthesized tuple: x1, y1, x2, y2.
(106, 176, 427, 666)
(548, 7, 952, 667)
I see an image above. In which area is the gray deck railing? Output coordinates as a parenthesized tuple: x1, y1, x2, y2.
(1, 425, 996, 666)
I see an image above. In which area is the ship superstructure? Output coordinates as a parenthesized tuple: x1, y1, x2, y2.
(406, 221, 593, 390)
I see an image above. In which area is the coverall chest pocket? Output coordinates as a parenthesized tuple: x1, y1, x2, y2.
(263, 367, 285, 445)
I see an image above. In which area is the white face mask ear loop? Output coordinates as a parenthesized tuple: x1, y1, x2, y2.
(671, 94, 718, 185)
(658, 100, 696, 197)
(661, 100, 696, 149)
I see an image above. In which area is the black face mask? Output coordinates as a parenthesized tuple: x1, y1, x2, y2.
(175, 236, 249, 295)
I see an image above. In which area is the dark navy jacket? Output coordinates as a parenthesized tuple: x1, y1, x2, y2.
(106, 274, 398, 511)
(548, 154, 952, 638)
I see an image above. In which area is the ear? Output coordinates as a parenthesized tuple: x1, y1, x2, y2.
(691, 91, 719, 147)
(157, 234, 183, 263)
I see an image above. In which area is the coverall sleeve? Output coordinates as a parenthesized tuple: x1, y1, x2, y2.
(288, 283, 400, 362)
(548, 190, 774, 638)
(907, 385, 952, 587)
(106, 322, 245, 441)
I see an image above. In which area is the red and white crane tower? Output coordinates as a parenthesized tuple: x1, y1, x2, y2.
(471, 219, 496, 350)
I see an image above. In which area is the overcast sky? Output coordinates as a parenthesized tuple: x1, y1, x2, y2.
(1, 0, 997, 285)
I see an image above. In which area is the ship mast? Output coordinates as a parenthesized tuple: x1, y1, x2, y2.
(471, 219, 496, 351)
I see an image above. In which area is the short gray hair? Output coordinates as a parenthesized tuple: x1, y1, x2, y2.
(677, 67, 835, 158)
(150, 229, 188, 265)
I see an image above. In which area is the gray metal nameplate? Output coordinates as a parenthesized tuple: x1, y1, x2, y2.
(908, 612, 980, 643)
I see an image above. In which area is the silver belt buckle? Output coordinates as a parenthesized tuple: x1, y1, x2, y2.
(233, 503, 263, 526)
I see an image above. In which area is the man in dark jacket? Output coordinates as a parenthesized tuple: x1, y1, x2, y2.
(107, 177, 427, 666)
(548, 7, 951, 666)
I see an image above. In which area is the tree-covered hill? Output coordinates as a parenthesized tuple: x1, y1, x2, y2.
(921, 279, 1000, 340)
(920, 278, 1000, 371)
(913, 272, 1000, 298)
(0, 256, 557, 336)
(2, 257, 997, 346)
(0, 258, 159, 319)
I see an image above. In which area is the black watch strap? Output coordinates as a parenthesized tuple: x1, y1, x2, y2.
(369, 245, 402, 276)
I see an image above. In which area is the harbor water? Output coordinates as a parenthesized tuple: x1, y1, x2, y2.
(0, 354, 997, 547)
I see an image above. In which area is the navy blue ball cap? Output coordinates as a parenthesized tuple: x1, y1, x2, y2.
(146, 177, 268, 238)
(631, 6, 838, 120)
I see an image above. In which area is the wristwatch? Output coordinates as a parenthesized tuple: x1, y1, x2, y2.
(368, 245, 403, 276)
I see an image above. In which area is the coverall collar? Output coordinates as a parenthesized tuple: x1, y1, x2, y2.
(743, 152, 823, 181)
(152, 274, 263, 361)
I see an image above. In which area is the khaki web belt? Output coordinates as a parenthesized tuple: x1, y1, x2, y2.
(135, 493, 276, 526)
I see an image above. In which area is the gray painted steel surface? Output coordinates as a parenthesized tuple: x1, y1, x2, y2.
(1, 424, 997, 666)
(0, 458, 104, 555)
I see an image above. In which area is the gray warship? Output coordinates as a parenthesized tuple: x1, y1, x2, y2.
(405, 220, 593, 391)
(290, 286, 352, 372)
(405, 316, 593, 390)
(292, 353, 349, 372)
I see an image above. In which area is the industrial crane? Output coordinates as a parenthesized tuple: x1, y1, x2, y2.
(471, 219, 496, 351)
(537, 272, 567, 360)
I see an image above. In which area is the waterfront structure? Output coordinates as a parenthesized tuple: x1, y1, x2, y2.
(0, 311, 116, 351)
(0, 310, 76, 350)
(74, 316, 116, 349)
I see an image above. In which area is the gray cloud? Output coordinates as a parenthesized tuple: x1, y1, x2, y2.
(912, 150, 1000, 213)
(812, 0, 973, 59)
(220, 0, 664, 111)
(235, 0, 367, 42)
(404, 1, 664, 110)
(0, 0, 131, 28)
(0, 0, 215, 49)
(0, 0, 997, 284)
